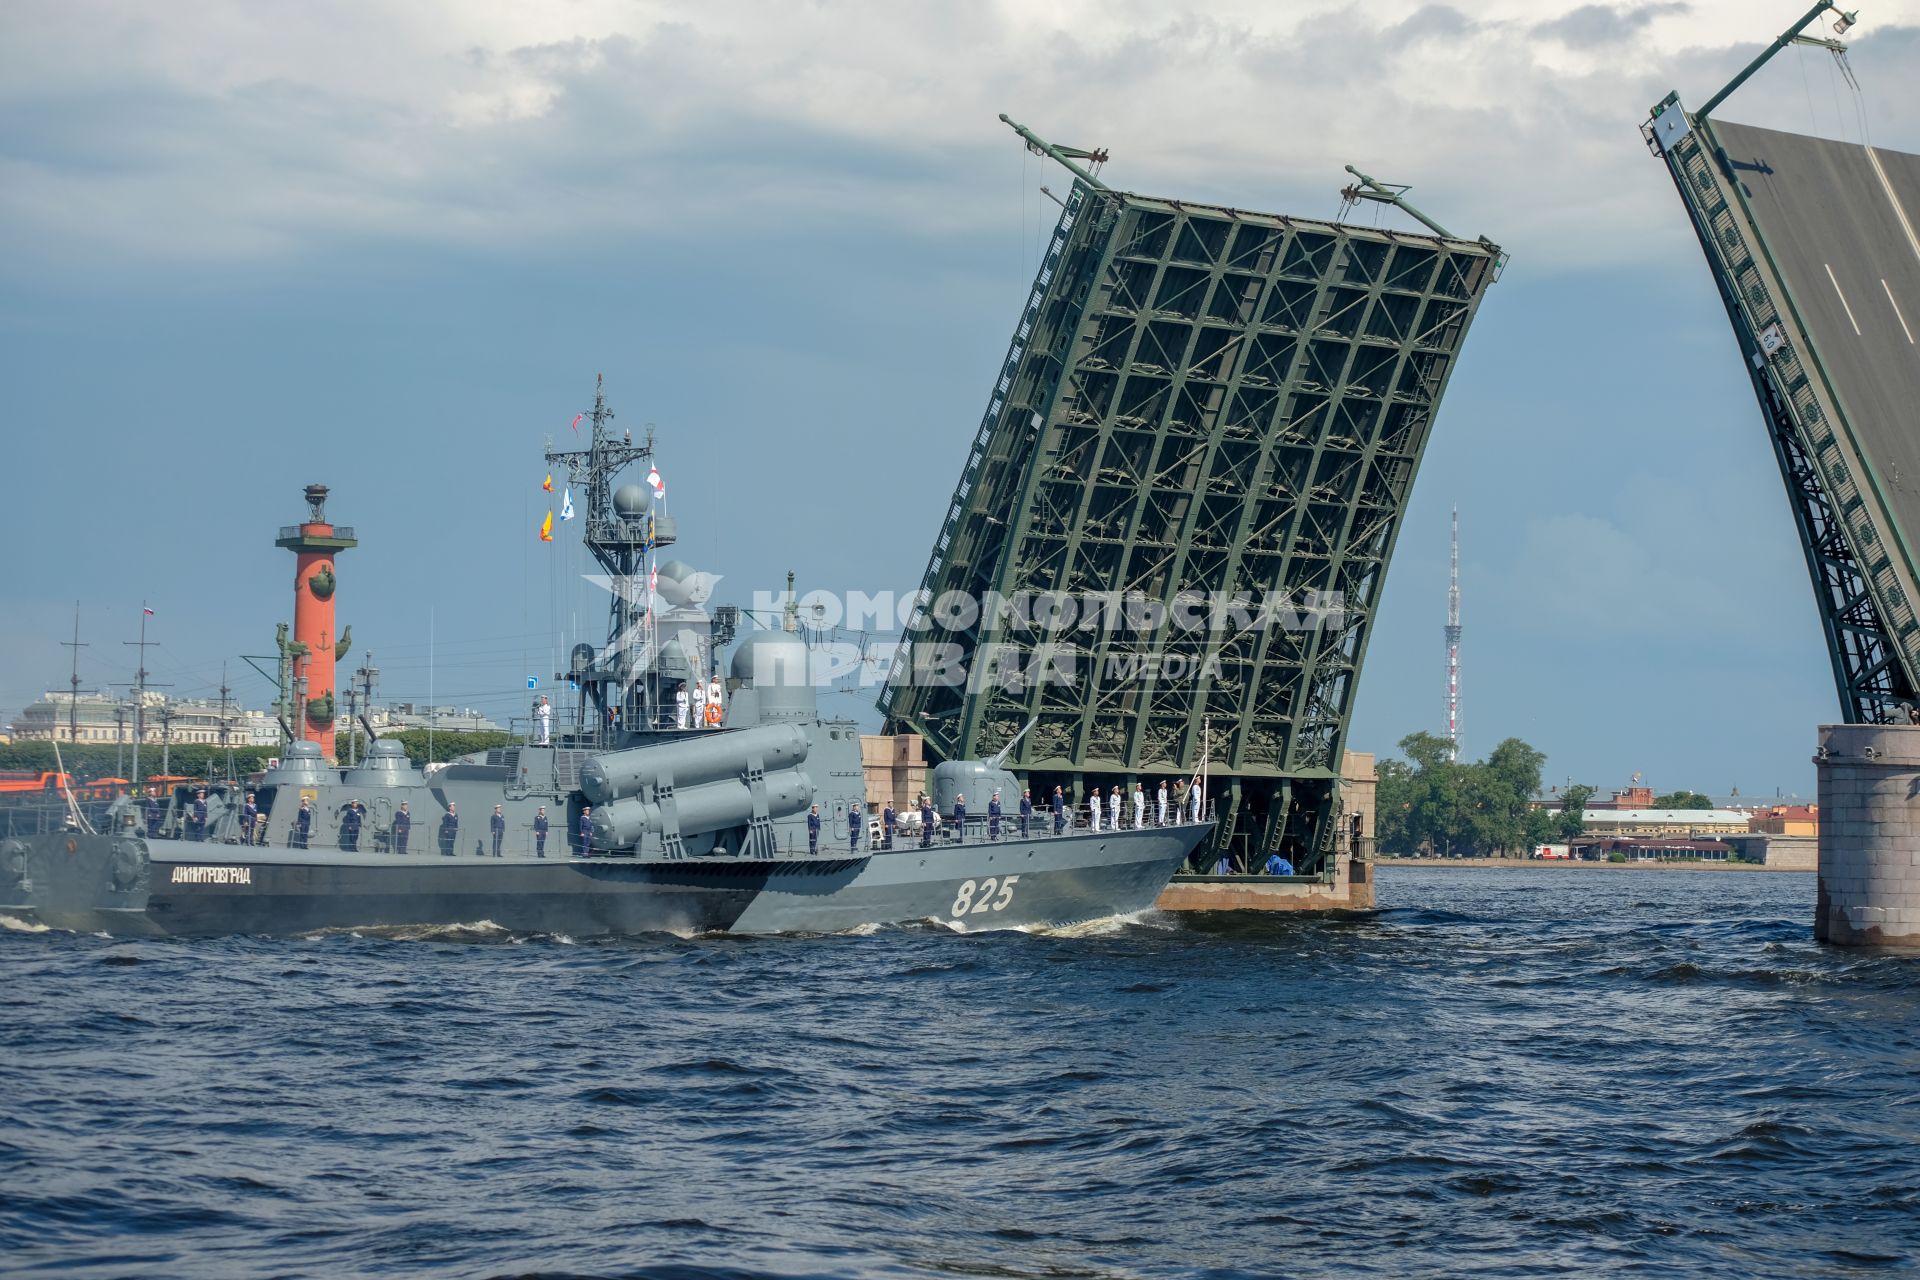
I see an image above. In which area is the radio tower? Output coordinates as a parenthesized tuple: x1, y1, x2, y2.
(1446, 507, 1461, 758)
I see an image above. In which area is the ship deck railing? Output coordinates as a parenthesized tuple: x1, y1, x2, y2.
(861, 807, 1214, 850)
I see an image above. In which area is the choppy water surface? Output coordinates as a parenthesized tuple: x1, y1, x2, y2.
(3, 867, 1917, 1278)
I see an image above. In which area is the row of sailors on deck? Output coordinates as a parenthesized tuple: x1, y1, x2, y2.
(802, 780, 1206, 854)
(147, 793, 599, 858)
(1083, 781, 1205, 832)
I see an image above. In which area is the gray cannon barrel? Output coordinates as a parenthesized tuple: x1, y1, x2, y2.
(578, 723, 810, 805)
(592, 769, 813, 848)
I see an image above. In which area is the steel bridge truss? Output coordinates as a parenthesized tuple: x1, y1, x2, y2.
(883, 176, 1500, 870)
(1646, 95, 1920, 722)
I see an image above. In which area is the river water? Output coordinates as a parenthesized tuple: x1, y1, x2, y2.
(3, 866, 1916, 1278)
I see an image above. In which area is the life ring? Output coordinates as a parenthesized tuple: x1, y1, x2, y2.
(703, 702, 722, 725)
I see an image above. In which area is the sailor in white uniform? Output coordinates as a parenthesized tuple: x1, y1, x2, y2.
(533, 695, 552, 746)
(675, 686, 689, 729)
(706, 675, 724, 726)
(1087, 790, 1101, 832)
(1156, 781, 1169, 826)
(1189, 782, 1204, 822)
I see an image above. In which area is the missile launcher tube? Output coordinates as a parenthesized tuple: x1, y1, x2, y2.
(591, 769, 814, 848)
(578, 723, 810, 804)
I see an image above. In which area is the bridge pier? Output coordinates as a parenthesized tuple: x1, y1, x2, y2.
(1816, 724, 1920, 948)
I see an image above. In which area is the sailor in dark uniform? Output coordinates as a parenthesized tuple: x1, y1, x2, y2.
(393, 801, 411, 854)
(295, 797, 312, 849)
(1019, 789, 1033, 838)
(578, 806, 594, 858)
(340, 800, 363, 852)
(143, 793, 162, 839)
(988, 791, 1002, 841)
(490, 804, 506, 857)
(848, 801, 862, 852)
(882, 801, 896, 850)
(438, 803, 459, 857)
(1051, 786, 1065, 835)
(952, 794, 967, 844)
(919, 796, 935, 848)
(807, 804, 820, 854)
(240, 792, 259, 846)
(533, 806, 549, 857)
(190, 790, 208, 842)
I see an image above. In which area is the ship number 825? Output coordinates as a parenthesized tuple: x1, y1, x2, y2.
(950, 874, 1019, 917)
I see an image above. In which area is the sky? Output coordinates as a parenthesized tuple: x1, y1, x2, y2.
(3, 0, 1919, 797)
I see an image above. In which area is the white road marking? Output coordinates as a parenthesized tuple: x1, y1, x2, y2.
(1866, 146, 1920, 268)
(1885, 279, 1917, 346)
(1827, 263, 1863, 336)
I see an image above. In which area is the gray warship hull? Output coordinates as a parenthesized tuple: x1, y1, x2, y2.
(6, 383, 1219, 943)
(1, 822, 1205, 938)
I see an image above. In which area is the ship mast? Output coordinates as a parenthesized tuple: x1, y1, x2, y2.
(545, 376, 650, 734)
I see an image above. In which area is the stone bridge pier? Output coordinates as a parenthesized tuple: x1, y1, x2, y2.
(1817, 724, 1920, 948)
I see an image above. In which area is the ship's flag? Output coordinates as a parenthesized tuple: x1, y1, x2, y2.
(569, 413, 583, 432)
(650, 562, 658, 593)
(542, 473, 553, 493)
(647, 465, 665, 500)
(539, 511, 553, 542)
(142, 607, 155, 616)
(560, 488, 575, 521)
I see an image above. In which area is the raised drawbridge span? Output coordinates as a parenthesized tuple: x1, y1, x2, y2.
(881, 119, 1502, 872)
(1648, 2, 1920, 723)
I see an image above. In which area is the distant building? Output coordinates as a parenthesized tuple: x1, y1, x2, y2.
(1585, 785, 1654, 812)
(1748, 804, 1819, 837)
(10, 690, 278, 747)
(1575, 837, 1735, 862)
(370, 704, 504, 734)
(1579, 808, 1751, 837)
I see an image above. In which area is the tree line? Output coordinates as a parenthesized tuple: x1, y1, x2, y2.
(1374, 734, 1720, 856)
(1376, 732, 1589, 857)
(0, 730, 515, 783)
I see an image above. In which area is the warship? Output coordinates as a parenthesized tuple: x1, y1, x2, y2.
(1, 380, 1210, 938)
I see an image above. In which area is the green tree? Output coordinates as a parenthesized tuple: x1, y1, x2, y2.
(1557, 783, 1595, 841)
(1375, 757, 1417, 854)
(1524, 804, 1560, 849)
(1375, 732, 1551, 857)
(385, 728, 515, 765)
(0, 739, 279, 781)
(1651, 790, 1713, 809)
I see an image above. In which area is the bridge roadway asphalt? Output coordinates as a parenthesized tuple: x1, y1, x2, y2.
(1712, 120, 1920, 558)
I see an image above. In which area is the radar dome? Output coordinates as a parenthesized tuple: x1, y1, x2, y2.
(656, 560, 720, 608)
(730, 629, 816, 721)
(613, 484, 650, 517)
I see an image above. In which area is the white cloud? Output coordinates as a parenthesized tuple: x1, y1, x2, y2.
(2, 1, 1918, 272)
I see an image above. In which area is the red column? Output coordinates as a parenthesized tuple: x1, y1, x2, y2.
(294, 537, 339, 759)
(276, 485, 356, 762)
